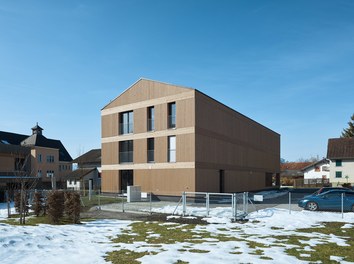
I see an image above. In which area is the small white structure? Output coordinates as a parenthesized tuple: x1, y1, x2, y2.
(302, 159, 330, 180)
(127, 186, 141, 202)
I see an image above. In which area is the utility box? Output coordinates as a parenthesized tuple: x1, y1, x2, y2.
(253, 195, 263, 202)
(127, 186, 141, 202)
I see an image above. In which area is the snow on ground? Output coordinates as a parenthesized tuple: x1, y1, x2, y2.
(1, 202, 354, 264)
(0, 204, 132, 264)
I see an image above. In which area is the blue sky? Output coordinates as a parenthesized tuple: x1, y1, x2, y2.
(0, 0, 353, 161)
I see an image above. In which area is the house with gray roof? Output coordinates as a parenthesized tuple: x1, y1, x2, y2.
(0, 124, 73, 190)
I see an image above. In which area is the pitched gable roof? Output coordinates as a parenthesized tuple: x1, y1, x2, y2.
(327, 138, 354, 159)
(0, 129, 72, 162)
(280, 162, 312, 171)
(102, 78, 194, 110)
(0, 131, 28, 145)
(73, 149, 101, 165)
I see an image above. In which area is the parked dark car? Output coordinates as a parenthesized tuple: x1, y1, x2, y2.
(298, 190, 354, 212)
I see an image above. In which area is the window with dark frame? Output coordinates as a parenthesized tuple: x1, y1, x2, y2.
(119, 111, 134, 134)
(335, 171, 342, 178)
(335, 160, 342, 167)
(168, 102, 176, 128)
(119, 140, 133, 163)
(168, 136, 176, 162)
(147, 138, 154, 162)
(147, 106, 155, 131)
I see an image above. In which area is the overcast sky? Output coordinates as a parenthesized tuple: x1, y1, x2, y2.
(1, 0, 353, 161)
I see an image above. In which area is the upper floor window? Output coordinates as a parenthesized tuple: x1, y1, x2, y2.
(38, 154, 42, 163)
(147, 138, 154, 162)
(147, 106, 155, 131)
(168, 136, 176, 162)
(46, 155, 54, 163)
(119, 140, 133, 163)
(335, 160, 342, 167)
(168, 102, 176, 129)
(119, 111, 134, 135)
(335, 171, 342, 178)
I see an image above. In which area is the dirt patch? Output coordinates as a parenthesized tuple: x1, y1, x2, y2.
(81, 208, 208, 225)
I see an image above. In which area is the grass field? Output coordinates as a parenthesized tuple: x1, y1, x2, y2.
(105, 210, 354, 264)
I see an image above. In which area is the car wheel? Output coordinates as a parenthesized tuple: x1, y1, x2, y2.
(306, 202, 318, 211)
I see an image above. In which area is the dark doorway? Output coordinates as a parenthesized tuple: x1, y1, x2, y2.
(120, 170, 133, 192)
(219, 170, 225, 193)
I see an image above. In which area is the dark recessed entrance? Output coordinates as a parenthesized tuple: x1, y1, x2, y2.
(219, 170, 225, 193)
(120, 170, 133, 192)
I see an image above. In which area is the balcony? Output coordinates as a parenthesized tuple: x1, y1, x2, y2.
(119, 151, 133, 163)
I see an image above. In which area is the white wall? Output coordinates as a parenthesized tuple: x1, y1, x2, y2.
(329, 159, 354, 185)
(304, 163, 330, 179)
(67, 180, 81, 190)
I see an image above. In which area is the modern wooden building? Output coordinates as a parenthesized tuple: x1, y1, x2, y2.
(101, 79, 280, 196)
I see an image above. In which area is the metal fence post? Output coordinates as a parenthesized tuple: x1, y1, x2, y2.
(122, 191, 125, 213)
(149, 192, 152, 215)
(206, 193, 210, 216)
(289, 191, 291, 214)
(341, 193, 344, 219)
(231, 193, 234, 219)
(182, 191, 186, 216)
(245, 192, 249, 214)
(98, 189, 101, 210)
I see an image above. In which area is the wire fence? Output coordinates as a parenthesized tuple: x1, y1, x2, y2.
(2, 188, 353, 220)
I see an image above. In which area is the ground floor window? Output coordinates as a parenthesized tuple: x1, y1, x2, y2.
(335, 171, 342, 178)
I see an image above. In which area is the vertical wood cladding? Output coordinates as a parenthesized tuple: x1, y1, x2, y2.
(102, 113, 118, 138)
(134, 168, 195, 196)
(101, 79, 280, 195)
(101, 170, 119, 193)
(102, 142, 118, 165)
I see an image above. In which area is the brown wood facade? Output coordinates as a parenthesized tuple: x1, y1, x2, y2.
(101, 79, 280, 195)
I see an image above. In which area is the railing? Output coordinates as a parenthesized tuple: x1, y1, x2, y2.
(179, 192, 250, 220)
(147, 119, 155, 131)
(119, 151, 133, 163)
(168, 149, 176, 162)
(119, 123, 133, 135)
(168, 115, 176, 128)
(147, 150, 154, 162)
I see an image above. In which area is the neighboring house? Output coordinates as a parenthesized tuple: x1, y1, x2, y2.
(66, 149, 101, 191)
(327, 138, 354, 186)
(280, 162, 312, 186)
(101, 79, 280, 196)
(302, 159, 330, 180)
(0, 124, 73, 189)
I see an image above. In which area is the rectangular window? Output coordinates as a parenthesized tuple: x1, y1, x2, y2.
(168, 102, 176, 129)
(46, 170, 54, 178)
(38, 154, 42, 163)
(335, 171, 342, 178)
(147, 138, 154, 162)
(119, 140, 133, 163)
(147, 106, 155, 131)
(37, 170, 42, 177)
(119, 111, 134, 134)
(335, 160, 342, 167)
(168, 136, 176, 162)
(46, 155, 54, 163)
